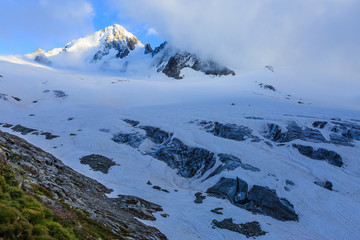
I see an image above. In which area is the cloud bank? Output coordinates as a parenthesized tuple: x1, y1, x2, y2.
(0, 0, 94, 54)
(110, 0, 360, 74)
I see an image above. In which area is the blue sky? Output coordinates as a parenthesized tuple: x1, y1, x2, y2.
(0, 0, 359, 75)
(0, 0, 163, 55)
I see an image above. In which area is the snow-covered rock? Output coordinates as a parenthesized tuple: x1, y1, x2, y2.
(25, 24, 235, 79)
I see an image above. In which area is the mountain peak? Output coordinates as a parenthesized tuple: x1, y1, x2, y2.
(101, 24, 141, 46)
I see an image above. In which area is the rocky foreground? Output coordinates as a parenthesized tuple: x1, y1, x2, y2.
(0, 130, 167, 240)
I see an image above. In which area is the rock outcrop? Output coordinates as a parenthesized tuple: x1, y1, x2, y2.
(0, 130, 167, 239)
(197, 120, 258, 142)
(264, 122, 326, 143)
(152, 42, 235, 79)
(212, 218, 267, 238)
(293, 144, 343, 167)
(80, 154, 117, 174)
(115, 120, 259, 179)
(207, 177, 298, 221)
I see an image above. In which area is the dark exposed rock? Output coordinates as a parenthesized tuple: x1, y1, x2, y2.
(123, 119, 140, 127)
(331, 121, 360, 141)
(161, 53, 191, 79)
(116, 123, 216, 178)
(116, 48, 130, 58)
(286, 180, 295, 186)
(40, 132, 60, 140)
(312, 121, 328, 129)
(2, 123, 13, 128)
(197, 121, 256, 142)
(207, 177, 248, 204)
(0, 93, 8, 101)
(144, 43, 153, 54)
(0, 130, 167, 239)
(160, 214, 169, 218)
(147, 180, 152, 185)
(80, 154, 117, 174)
(314, 180, 333, 191)
(53, 90, 68, 98)
(152, 42, 168, 57)
(259, 83, 276, 91)
(153, 43, 235, 79)
(246, 186, 298, 221)
(293, 144, 343, 167)
(210, 207, 223, 215)
(264, 122, 326, 143)
(205, 154, 260, 180)
(212, 218, 266, 238)
(140, 126, 172, 144)
(11, 124, 37, 135)
(11, 96, 21, 101)
(112, 133, 145, 148)
(207, 177, 298, 221)
(112, 195, 163, 221)
(194, 192, 206, 204)
(34, 50, 51, 65)
(244, 116, 264, 120)
(264, 85, 276, 91)
(265, 65, 274, 72)
(329, 133, 354, 147)
(99, 128, 110, 133)
(191, 58, 235, 77)
(152, 137, 216, 178)
(153, 186, 161, 191)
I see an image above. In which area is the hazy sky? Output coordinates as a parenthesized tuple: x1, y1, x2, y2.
(0, 0, 164, 55)
(0, 0, 359, 74)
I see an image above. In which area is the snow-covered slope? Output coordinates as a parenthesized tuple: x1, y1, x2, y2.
(25, 24, 142, 70)
(24, 24, 235, 79)
(0, 56, 359, 239)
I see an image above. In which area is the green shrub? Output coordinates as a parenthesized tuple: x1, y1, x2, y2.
(45, 222, 72, 240)
(23, 208, 45, 224)
(9, 186, 25, 199)
(0, 203, 18, 224)
(32, 224, 48, 236)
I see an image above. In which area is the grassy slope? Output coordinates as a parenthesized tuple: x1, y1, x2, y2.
(0, 145, 123, 240)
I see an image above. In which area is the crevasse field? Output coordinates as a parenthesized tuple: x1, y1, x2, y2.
(0, 55, 360, 239)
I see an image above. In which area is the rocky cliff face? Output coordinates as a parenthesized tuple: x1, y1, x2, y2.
(152, 42, 235, 79)
(0, 130, 167, 240)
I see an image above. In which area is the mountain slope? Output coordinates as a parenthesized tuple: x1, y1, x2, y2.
(0, 57, 359, 239)
(25, 24, 235, 79)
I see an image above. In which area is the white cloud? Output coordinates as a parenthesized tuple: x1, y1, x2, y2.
(0, 0, 95, 53)
(146, 28, 158, 36)
(109, 0, 360, 75)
